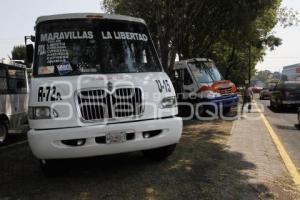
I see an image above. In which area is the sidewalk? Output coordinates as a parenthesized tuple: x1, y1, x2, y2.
(227, 108, 299, 199)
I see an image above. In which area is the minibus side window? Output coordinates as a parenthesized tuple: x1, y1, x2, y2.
(0, 69, 8, 94)
(7, 69, 27, 94)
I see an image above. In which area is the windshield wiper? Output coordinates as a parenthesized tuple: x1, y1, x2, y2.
(61, 69, 82, 76)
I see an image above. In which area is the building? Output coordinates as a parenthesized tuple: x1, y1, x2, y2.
(282, 63, 300, 81)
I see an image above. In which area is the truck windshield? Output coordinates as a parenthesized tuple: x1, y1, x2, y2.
(34, 19, 162, 77)
(188, 61, 223, 83)
(285, 83, 300, 90)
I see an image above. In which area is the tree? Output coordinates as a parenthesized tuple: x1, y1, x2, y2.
(11, 45, 27, 62)
(208, 1, 284, 83)
(253, 70, 272, 83)
(102, 0, 296, 85)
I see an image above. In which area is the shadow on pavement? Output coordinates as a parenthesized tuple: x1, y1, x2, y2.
(0, 132, 27, 148)
(268, 106, 298, 114)
(0, 120, 272, 200)
(276, 124, 298, 131)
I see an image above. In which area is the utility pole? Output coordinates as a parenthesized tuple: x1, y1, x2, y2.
(248, 45, 251, 86)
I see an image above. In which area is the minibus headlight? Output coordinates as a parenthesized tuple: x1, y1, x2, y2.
(161, 96, 177, 108)
(28, 107, 58, 119)
(207, 91, 221, 99)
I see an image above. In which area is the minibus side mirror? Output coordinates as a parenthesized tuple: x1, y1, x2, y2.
(174, 71, 179, 79)
(24, 35, 35, 68)
(26, 44, 34, 66)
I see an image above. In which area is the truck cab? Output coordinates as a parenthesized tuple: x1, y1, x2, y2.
(25, 13, 182, 175)
(173, 58, 238, 115)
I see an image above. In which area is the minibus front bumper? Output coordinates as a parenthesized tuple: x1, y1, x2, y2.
(27, 117, 182, 160)
(207, 94, 239, 108)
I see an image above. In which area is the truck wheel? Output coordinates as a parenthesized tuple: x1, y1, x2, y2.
(142, 144, 177, 161)
(270, 100, 275, 109)
(0, 123, 8, 145)
(222, 107, 231, 115)
(39, 160, 61, 177)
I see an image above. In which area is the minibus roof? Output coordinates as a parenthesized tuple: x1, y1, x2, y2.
(0, 60, 26, 69)
(174, 58, 214, 70)
(36, 13, 146, 25)
(185, 58, 213, 63)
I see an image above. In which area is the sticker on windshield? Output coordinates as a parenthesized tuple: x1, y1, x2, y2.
(38, 66, 55, 75)
(101, 31, 148, 42)
(37, 45, 46, 56)
(57, 62, 72, 75)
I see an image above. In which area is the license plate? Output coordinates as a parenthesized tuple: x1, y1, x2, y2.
(106, 132, 126, 144)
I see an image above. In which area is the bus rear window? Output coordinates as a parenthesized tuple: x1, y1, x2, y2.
(0, 68, 27, 94)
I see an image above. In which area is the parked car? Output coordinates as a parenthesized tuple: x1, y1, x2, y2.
(259, 87, 273, 100)
(251, 86, 263, 94)
(270, 81, 300, 110)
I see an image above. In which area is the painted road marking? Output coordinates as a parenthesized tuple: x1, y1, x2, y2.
(254, 102, 300, 187)
(0, 140, 27, 151)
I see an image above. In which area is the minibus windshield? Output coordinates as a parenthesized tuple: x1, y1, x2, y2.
(188, 61, 223, 83)
(34, 19, 162, 77)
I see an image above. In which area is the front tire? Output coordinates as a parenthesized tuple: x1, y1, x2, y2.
(270, 99, 275, 109)
(39, 160, 62, 177)
(143, 144, 177, 161)
(0, 123, 8, 145)
(297, 112, 300, 130)
(222, 107, 231, 115)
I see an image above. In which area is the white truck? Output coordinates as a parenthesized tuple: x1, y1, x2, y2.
(282, 63, 300, 81)
(0, 60, 29, 144)
(25, 13, 182, 175)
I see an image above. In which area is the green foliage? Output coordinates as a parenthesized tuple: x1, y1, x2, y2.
(278, 7, 300, 28)
(11, 45, 27, 62)
(253, 70, 273, 83)
(102, 0, 296, 85)
(252, 70, 281, 86)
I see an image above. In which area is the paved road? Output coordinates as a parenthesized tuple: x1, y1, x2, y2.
(257, 98, 300, 171)
(0, 132, 27, 149)
(1, 119, 279, 200)
(1, 104, 300, 199)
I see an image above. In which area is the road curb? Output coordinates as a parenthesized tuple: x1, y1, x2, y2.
(254, 101, 300, 189)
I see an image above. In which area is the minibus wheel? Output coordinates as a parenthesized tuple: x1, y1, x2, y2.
(39, 159, 61, 177)
(0, 123, 8, 145)
(142, 144, 177, 161)
(222, 107, 231, 115)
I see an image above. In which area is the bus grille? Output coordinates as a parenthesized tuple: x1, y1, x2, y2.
(77, 88, 143, 121)
(218, 87, 232, 96)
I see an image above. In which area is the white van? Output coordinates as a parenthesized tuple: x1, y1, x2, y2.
(173, 58, 238, 115)
(0, 60, 29, 144)
(25, 13, 182, 174)
(282, 63, 300, 81)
